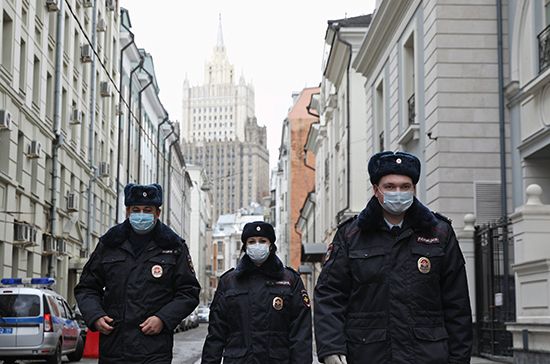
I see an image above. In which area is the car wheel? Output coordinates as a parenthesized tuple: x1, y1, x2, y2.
(67, 335, 84, 362)
(46, 341, 63, 364)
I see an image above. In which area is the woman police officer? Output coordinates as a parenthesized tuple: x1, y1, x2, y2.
(201, 221, 312, 364)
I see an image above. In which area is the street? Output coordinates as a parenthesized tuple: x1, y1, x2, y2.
(8, 323, 323, 364)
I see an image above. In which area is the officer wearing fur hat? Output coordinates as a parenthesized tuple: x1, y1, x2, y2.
(314, 151, 473, 364)
(202, 221, 312, 364)
(75, 183, 200, 363)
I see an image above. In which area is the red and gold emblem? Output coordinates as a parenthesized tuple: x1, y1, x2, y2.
(151, 264, 163, 278)
(272, 297, 283, 311)
(417, 257, 431, 274)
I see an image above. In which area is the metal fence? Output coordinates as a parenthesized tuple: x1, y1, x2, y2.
(474, 218, 515, 358)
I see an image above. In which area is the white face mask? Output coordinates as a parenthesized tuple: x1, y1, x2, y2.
(379, 190, 414, 215)
(246, 243, 270, 265)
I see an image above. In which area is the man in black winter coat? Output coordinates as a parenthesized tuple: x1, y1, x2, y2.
(75, 183, 200, 363)
(314, 151, 473, 364)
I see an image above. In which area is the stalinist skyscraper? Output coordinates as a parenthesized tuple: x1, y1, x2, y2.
(181, 16, 269, 221)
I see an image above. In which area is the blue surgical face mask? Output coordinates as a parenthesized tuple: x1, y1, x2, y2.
(129, 213, 156, 234)
(246, 243, 270, 265)
(379, 190, 414, 215)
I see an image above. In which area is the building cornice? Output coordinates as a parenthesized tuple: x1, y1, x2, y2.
(353, 1, 411, 76)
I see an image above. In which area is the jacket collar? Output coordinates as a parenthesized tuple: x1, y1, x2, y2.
(99, 219, 183, 249)
(235, 253, 285, 279)
(357, 196, 438, 231)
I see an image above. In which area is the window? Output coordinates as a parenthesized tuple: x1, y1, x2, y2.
(375, 79, 385, 152)
(19, 39, 26, 92)
(32, 56, 40, 107)
(2, 11, 13, 72)
(403, 31, 416, 125)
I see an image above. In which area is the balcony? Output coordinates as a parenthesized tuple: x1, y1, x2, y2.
(539, 24, 550, 73)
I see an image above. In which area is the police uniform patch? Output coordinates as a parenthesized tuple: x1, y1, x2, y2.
(324, 243, 334, 264)
(417, 236, 439, 244)
(418, 257, 431, 274)
(273, 297, 283, 311)
(151, 264, 163, 278)
(301, 289, 311, 308)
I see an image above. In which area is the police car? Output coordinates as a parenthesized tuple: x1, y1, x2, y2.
(0, 278, 84, 364)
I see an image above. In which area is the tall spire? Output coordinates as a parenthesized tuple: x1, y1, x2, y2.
(217, 14, 224, 48)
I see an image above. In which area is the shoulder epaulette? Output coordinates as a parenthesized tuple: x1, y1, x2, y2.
(285, 266, 300, 276)
(434, 211, 452, 225)
(220, 267, 235, 278)
(338, 215, 357, 229)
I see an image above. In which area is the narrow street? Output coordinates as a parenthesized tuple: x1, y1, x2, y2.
(8, 323, 323, 364)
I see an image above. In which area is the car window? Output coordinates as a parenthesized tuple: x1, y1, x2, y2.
(46, 295, 60, 317)
(56, 298, 68, 318)
(0, 294, 40, 317)
(62, 300, 74, 319)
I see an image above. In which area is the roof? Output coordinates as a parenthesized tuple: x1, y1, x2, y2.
(327, 14, 372, 28)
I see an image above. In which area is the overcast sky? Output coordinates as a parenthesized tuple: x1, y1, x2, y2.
(118, 0, 376, 168)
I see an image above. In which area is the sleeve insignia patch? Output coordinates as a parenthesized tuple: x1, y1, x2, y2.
(324, 243, 334, 265)
(188, 254, 195, 274)
(301, 289, 311, 308)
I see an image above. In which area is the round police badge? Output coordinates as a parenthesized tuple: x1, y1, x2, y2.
(273, 296, 283, 311)
(256, 226, 261, 231)
(396, 158, 402, 164)
(143, 192, 147, 197)
(151, 264, 163, 278)
(418, 257, 431, 274)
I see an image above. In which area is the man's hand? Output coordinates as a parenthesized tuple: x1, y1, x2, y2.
(93, 316, 115, 335)
(140, 315, 164, 335)
(324, 354, 348, 364)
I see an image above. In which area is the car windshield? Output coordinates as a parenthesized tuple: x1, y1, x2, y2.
(0, 294, 41, 317)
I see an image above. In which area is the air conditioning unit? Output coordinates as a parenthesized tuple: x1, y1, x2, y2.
(100, 82, 111, 97)
(106, 0, 116, 11)
(81, 44, 92, 63)
(115, 103, 123, 115)
(43, 234, 57, 254)
(14, 223, 30, 243)
(46, 0, 59, 12)
(70, 108, 82, 124)
(80, 249, 89, 258)
(82, 0, 93, 7)
(97, 18, 106, 32)
(56, 238, 67, 256)
(27, 140, 42, 158)
(99, 162, 110, 177)
(0, 109, 12, 131)
(67, 193, 79, 212)
(28, 225, 38, 246)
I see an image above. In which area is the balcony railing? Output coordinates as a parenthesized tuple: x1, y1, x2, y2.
(408, 93, 416, 125)
(539, 24, 550, 73)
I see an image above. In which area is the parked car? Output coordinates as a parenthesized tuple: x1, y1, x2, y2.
(188, 307, 199, 329)
(197, 306, 210, 323)
(72, 303, 88, 344)
(0, 277, 84, 364)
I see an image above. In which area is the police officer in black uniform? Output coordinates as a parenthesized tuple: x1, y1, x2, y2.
(314, 151, 473, 364)
(202, 221, 312, 364)
(75, 183, 200, 364)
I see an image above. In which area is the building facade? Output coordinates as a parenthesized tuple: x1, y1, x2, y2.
(180, 18, 269, 221)
(0, 0, 120, 301)
(275, 88, 319, 269)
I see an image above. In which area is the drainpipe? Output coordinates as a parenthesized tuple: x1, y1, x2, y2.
(86, 0, 99, 253)
(116, 9, 135, 222)
(162, 126, 175, 222)
(166, 127, 180, 227)
(496, 0, 510, 317)
(156, 116, 169, 182)
(126, 57, 145, 185)
(49, 0, 64, 278)
(137, 72, 154, 183)
(333, 26, 352, 223)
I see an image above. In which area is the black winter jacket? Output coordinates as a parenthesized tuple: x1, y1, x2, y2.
(314, 197, 473, 364)
(74, 220, 200, 364)
(202, 253, 312, 364)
